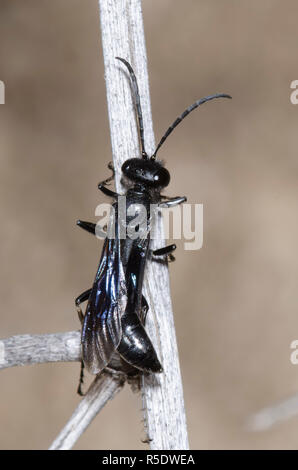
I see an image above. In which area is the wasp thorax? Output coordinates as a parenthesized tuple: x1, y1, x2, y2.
(122, 158, 170, 188)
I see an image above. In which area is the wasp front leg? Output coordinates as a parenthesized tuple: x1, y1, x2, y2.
(98, 161, 120, 198)
(159, 196, 187, 208)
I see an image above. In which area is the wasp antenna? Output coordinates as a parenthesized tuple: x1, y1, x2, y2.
(116, 57, 148, 159)
(152, 93, 232, 159)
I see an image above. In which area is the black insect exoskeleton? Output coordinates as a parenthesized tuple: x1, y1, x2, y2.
(75, 57, 231, 394)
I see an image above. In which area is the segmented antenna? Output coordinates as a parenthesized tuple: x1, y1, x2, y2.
(152, 93, 232, 159)
(116, 57, 148, 159)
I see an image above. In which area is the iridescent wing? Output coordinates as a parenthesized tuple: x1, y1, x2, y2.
(81, 222, 127, 375)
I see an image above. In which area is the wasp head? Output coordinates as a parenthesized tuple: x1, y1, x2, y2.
(122, 158, 170, 188)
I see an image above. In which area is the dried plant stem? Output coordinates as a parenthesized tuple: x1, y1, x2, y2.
(99, 0, 188, 450)
(49, 372, 125, 450)
(0, 330, 125, 450)
(1, 0, 189, 451)
(0, 332, 80, 370)
(247, 393, 298, 431)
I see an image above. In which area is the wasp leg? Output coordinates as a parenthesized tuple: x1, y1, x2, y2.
(77, 220, 107, 239)
(75, 288, 92, 324)
(151, 244, 176, 263)
(153, 244, 176, 256)
(98, 162, 119, 198)
(101, 161, 115, 185)
(76, 220, 96, 235)
(77, 360, 85, 396)
(139, 295, 149, 325)
(141, 436, 153, 444)
(98, 184, 119, 198)
(75, 288, 92, 396)
(159, 196, 187, 208)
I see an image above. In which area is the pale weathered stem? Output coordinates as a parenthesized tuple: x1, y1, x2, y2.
(0, 331, 125, 450)
(99, 0, 189, 450)
(49, 372, 125, 450)
(247, 393, 298, 431)
(1, 0, 189, 451)
(0, 331, 81, 370)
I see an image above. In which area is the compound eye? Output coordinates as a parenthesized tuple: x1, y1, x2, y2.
(122, 160, 136, 179)
(154, 167, 170, 187)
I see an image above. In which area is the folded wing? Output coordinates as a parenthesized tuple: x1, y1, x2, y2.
(81, 233, 127, 375)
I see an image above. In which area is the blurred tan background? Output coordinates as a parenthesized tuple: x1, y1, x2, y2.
(1, 0, 298, 449)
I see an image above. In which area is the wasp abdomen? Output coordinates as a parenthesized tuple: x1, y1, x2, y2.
(117, 310, 162, 373)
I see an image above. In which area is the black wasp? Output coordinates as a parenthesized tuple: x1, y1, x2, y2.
(75, 57, 231, 394)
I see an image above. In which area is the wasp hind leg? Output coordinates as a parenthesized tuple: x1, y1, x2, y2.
(75, 288, 92, 396)
(77, 360, 85, 397)
(75, 288, 92, 324)
(139, 295, 149, 325)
